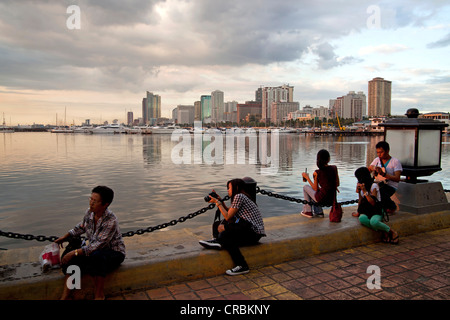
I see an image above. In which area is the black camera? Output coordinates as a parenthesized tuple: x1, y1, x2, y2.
(204, 191, 219, 202)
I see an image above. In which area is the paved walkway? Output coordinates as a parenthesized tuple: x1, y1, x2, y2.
(110, 227, 450, 301)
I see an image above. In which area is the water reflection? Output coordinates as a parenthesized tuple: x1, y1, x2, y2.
(142, 135, 163, 166)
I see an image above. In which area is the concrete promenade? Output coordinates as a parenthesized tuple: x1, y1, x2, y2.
(1, 203, 449, 300)
(117, 227, 450, 301)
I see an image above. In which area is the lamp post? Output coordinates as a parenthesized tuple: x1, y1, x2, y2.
(379, 108, 450, 214)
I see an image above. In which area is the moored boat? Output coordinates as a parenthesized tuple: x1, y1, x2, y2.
(90, 123, 126, 134)
(1, 113, 14, 133)
(51, 127, 74, 133)
(72, 126, 93, 133)
(151, 125, 181, 134)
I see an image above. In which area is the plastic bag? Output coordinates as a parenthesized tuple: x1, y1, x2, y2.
(39, 243, 61, 272)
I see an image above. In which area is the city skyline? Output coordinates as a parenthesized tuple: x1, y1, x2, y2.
(0, 1, 449, 125)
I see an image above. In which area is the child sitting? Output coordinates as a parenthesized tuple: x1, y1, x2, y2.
(354, 167, 399, 244)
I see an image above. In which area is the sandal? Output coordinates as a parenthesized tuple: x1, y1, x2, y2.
(388, 229, 399, 245)
(352, 212, 360, 217)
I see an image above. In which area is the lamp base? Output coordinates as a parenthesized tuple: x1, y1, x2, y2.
(396, 181, 450, 214)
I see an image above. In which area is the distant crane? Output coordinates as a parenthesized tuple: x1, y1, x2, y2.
(335, 111, 345, 131)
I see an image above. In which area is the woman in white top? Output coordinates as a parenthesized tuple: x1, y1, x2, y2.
(355, 167, 399, 244)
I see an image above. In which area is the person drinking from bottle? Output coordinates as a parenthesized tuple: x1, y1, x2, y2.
(301, 149, 340, 218)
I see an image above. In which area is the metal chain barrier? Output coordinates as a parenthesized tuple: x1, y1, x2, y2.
(256, 186, 359, 207)
(2, 188, 448, 245)
(0, 232, 59, 243)
(0, 201, 221, 243)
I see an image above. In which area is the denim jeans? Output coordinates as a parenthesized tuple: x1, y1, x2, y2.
(303, 185, 323, 215)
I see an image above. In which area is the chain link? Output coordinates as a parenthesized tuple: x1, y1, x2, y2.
(2, 188, 448, 244)
(256, 186, 359, 207)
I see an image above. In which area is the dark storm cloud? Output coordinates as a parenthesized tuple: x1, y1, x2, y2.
(81, 0, 164, 26)
(311, 42, 363, 70)
(0, 0, 448, 92)
(184, 0, 370, 65)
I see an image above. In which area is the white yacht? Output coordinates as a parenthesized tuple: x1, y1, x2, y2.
(151, 125, 181, 134)
(72, 126, 93, 134)
(226, 127, 248, 134)
(90, 123, 126, 134)
(189, 127, 205, 134)
(0, 127, 14, 133)
(124, 127, 141, 134)
(51, 127, 74, 133)
(205, 128, 222, 134)
(138, 125, 153, 134)
(276, 127, 297, 133)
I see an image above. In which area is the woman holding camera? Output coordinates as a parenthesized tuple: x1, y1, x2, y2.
(199, 178, 266, 276)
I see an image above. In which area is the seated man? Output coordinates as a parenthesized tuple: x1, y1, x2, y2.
(55, 186, 126, 300)
(369, 141, 402, 214)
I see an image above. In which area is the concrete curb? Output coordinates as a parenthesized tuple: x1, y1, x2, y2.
(1, 206, 449, 300)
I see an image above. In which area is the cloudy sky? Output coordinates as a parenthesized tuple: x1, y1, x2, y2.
(0, 0, 449, 125)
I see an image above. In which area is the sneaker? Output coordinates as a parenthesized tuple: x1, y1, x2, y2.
(199, 239, 221, 250)
(226, 265, 249, 276)
(301, 211, 313, 218)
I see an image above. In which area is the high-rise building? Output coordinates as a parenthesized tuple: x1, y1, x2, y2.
(330, 97, 344, 119)
(260, 84, 294, 123)
(176, 105, 195, 125)
(255, 88, 263, 102)
(271, 102, 299, 124)
(368, 77, 391, 117)
(331, 92, 366, 120)
(142, 98, 147, 123)
(194, 101, 202, 121)
(211, 90, 224, 123)
(224, 101, 238, 123)
(127, 111, 133, 126)
(342, 91, 366, 120)
(201, 95, 212, 123)
(237, 101, 262, 124)
(224, 101, 237, 113)
(144, 91, 161, 125)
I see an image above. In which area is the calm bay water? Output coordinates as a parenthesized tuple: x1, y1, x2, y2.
(2, 132, 450, 250)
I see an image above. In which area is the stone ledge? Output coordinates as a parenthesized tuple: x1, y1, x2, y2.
(1, 206, 449, 300)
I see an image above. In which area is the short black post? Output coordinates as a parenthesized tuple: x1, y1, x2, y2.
(242, 177, 257, 203)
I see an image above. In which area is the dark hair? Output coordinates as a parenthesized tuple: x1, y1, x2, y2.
(316, 149, 330, 169)
(92, 186, 114, 206)
(354, 167, 373, 191)
(227, 179, 247, 203)
(375, 141, 390, 152)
